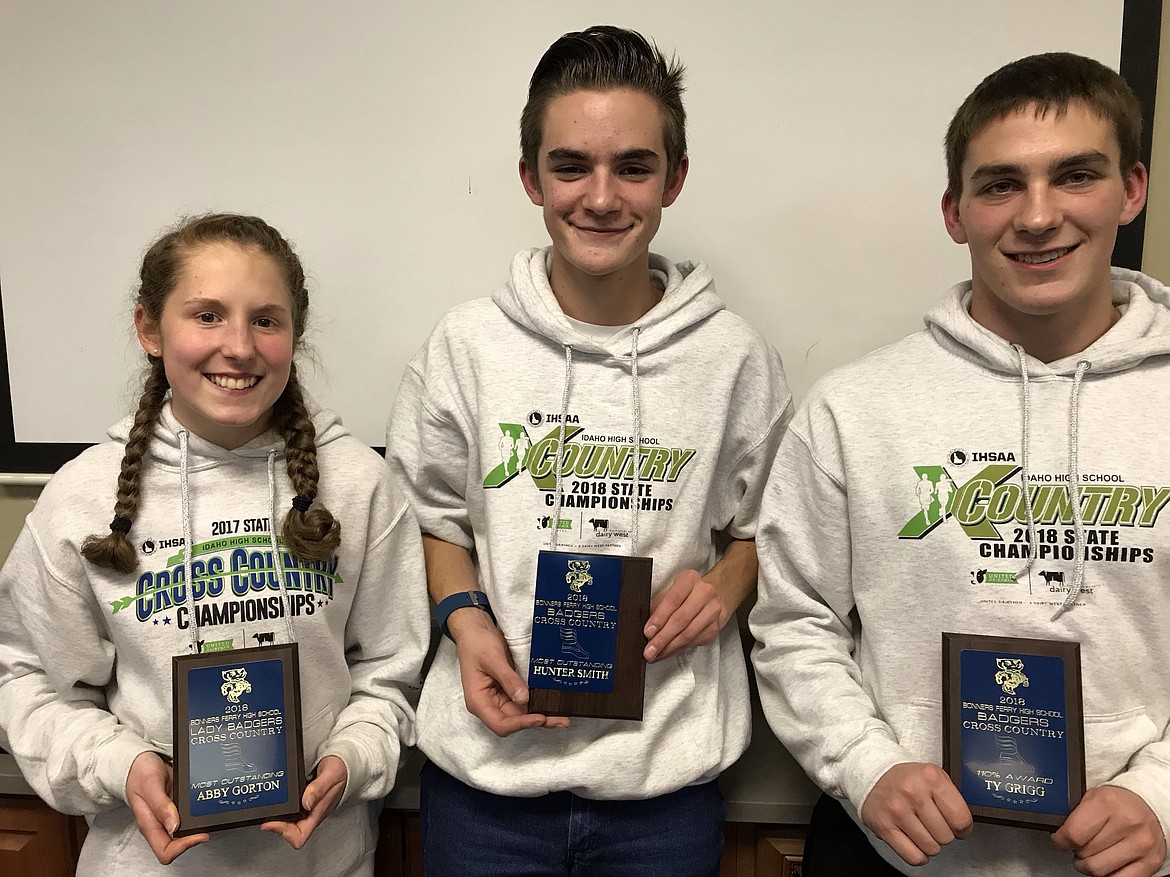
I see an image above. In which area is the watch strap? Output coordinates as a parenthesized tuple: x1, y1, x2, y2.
(435, 590, 496, 640)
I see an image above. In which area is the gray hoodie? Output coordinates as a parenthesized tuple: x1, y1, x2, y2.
(388, 247, 791, 798)
(0, 403, 430, 877)
(751, 269, 1170, 875)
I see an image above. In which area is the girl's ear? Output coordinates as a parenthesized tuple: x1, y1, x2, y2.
(134, 304, 162, 357)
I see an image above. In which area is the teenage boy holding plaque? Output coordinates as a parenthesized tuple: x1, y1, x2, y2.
(750, 54, 1170, 876)
(387, 25, 791, 877)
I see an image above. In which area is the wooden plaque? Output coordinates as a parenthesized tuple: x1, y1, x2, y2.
(172, 643, 307, 835)
(527, 550, 652, 721)
(942, 632, 1085, 829)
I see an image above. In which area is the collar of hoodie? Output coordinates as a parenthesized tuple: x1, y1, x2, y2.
(107, 398, 348, 470)
(925, 270, 1170, 379)
(495, 247, 727, 558)
(491, 247, 725, 358)
(925, 269, 1170, 619)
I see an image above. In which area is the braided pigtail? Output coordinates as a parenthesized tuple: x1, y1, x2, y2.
(275, 365, 341, 561)
(81, 358, 169, 573)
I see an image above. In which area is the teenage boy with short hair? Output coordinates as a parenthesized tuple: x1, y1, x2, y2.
(751, 52, 1169, 877)
(388, 25, 791, 877)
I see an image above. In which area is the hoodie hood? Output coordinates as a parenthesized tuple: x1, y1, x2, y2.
(107, 396, 350, 469)
(924, 268, 1170, 377)
(490, 247, 724, 356)
(490, 247, 728, 553)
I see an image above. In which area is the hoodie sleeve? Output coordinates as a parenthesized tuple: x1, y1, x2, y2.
(715, 338, 794, 538)
(0, 526, 156, 814)
(385, 350, 474, 549)
(1102, 744, 1170, 863)
(749, 417, 912, 813)
(314, 470, 431, 804)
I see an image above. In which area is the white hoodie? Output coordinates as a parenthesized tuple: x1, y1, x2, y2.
(751, 269, 1170, 876)
(388, 248, 792, 799)
(0, 403, 430, 877)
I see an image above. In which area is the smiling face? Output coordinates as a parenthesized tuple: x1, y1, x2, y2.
(520, 88, 687, 303)
(136, 242, 295, 449)
(942, 102, 1147, 353)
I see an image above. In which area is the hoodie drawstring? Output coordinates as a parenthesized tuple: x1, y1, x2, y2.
(630, 328, 642, 555)
(175, 430, 297, 651)
(1013, 346, 1038, 587)
(1053, 360, 1091, 620)
(1013, 347, 1092, 618)
(549, 345, 573, 552)
(179, 429, 200, 654)
(548, 334, 643, 556)
(268, 450, 298, 644)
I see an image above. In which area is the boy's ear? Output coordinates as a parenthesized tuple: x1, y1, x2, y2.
(134, 304, 162, 357)
(520, 158, 544, 206)
(1118, 162, 1149, 227)
(661, 155, 689, 208)
(941, 189, 968, 244)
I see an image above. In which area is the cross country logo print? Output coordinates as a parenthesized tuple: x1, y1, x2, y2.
(898, 463, 1170, 541)
(482, 421, 695, 492)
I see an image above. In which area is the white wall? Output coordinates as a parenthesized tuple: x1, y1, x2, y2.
(0, 0, 1127, 454)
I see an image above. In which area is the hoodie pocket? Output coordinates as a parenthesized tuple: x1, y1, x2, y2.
(634, 650, 711, 774)
(1084, 706, 1159, 788)
(77, 806, 139, 871)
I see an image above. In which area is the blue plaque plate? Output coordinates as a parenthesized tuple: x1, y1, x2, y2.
(527, 550, 652, 720)
(530, 552, 622, 694)
(172, 643, 306, 835)
(942, 633, 1085, 829)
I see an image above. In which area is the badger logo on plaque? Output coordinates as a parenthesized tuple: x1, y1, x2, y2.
(220, 667, 253, 702)
(566, 559, 593, 593)
(995, 658, 1028, 694)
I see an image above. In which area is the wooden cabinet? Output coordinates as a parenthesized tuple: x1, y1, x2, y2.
(1, 800, 802, 877)
(721, 823, 805, 877)
(755, 834, 804, 877)
(375, 811, 423, 877)
(0, 796, 86, 877)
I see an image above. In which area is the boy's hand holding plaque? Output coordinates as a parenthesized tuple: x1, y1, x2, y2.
(527, 550, 651, 720)
(942, 633, 1086, 829)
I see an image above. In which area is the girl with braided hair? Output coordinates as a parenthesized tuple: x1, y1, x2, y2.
(0, 214, 430, 876)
